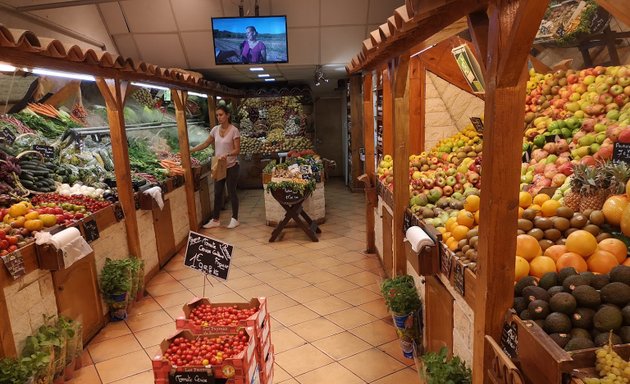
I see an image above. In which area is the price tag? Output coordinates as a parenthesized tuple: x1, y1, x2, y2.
(134, 195, 140, 210)
(82, 220, 99, 243)
(32, 145, 55, 160)
(169, 371, 213, 384)
(403, 210, 412, 234)
(469, 117, 484, 133)
(114, 204, 124, 221)
(613, 142, 630, 164)
(1, 250, 25, 280)
(501, 321, 519, 358)
(454, 262, 465, 296)
(1, 129, 16, 144)
(440, 244, 453, 278)
(184, 231, 233, 280)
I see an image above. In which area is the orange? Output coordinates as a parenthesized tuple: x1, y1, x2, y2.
(533, 193, 550, 206)
(529, 204, 543, 216)
(544, 245, 568, 262)
(446, 238, 459, 251)
(529, 256, 557, 278)
(457, 211, 475, 228)
(442, 232, 452, 242)
(541, 200, 561, 217)
(624, 258, 630, 267)
(452, 225, 469, 241)
(597, 238, 628, 264)
(602, 195, 628, 226)
(519, 191, 533, 209)
(515, 256, 530, 281)
(556, 252, 588, 273)
(518, 207, 524, 219)
(474, 210, 480, 224)
(464, 195, 480, 212)
(587, 250, 619, 274)
(565, 230, 598, 258)
(516, 234, 542, 261)
(445, 217, 457, 233)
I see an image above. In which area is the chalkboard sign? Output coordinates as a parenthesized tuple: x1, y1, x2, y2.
(184, 231, 233, 280)
(1, 251, 25, 280)
(134, 195, 140, 210)
(454, 262, 465, 296)
(501, 321, 519, 358)
(613, 142, 630, 164)
(469, 117, 484, 133)
(403, 210, 412, 234)
(1, 129, 16, 144)
(440, 244, 453, 278)
(32, 145, 55, 160)
(169, 371, 213, 384)
(82, 220, 100, 243)
(114, 204, 125, 221)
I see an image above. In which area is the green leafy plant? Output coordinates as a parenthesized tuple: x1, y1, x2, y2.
(0, 357, 34, 384)
(99, 258, 132, 302)
(266, 179, 316, 195)
(380, 275, 422, 315)
(421, 347, 472, 384)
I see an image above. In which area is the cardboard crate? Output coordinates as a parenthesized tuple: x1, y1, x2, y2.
(176, 297, 268, 335)
(152, 328, 257, 382)
(257, 331, 272, 366)
(259, 345, 274, 384)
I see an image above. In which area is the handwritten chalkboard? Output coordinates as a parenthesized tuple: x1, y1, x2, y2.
(32, 145, 55, 160)
(1, 251, 25, 280)
(184, 231, 233, 280)
(613, 142, 630, 164)
(403, 210, 412, 234)
(82, 220, 99, 243)
(169, 371, 213, 384)
(114, 204, 124, 221)
(1, 129, 15, 144)
(440, 244, 453, 278)
(454, 262, 465, 296)
(470, 117, 484, 133)
(501, 321, 519, 358)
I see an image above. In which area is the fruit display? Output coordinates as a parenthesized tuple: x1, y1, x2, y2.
(31, 193, 111, 214)
(582, 337, 630, 383)
(160, 331, 250, 367)
(186, 304, 259, 328)
(514, 265, 630, 353)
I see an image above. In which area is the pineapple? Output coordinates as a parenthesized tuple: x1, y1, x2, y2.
(579, 165, 608, 211)
(565, 164, 586, 211)
(563, 189, 580, 211)
(607, 161, 630, 195)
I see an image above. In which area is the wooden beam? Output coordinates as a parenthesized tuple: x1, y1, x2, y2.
(408, 56, 425, 154)
(95, 77, 142, 258)
(392, 56, 410, 276)
(349, 76, 364, 191)
(382, 67, 394, 157)
(208, 97, 217, 127)
(467, 10, 490, 72)
(172, 89, 199, 232)
(472, 1, 549, 383)
(362, 72, 376, 253)
(596, 0, 630, 27)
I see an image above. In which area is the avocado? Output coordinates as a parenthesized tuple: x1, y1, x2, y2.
(572, 285, 601, 308)
(594, 331, 622, 347)
(534, 319, 545, 329)
(550, 293, 577, 315)
(520, 310, 532, 320)
(513, 297, 528, 314)
(570, 328, 592, 340)
(515, 276, 538, 296)
(529, 300, 551, 320)
(539, 272, 559, 290)
(594, 305, 623, 332)
(572, 308, 595, 329)
(623, 305, 630, 326)
(558, 267, 578, 283)
(600, 282, 630, 306)
(549, 333, 571, 348)
(564, 337, 595, 351)
(579, 271, 594, 285)
(548, 286, 566, 297)
(523, 286, 550, 303)
(563, 275, 590, 292)
(620, 326, 630, 343)
(592, 329, 603, 340)
(544, 312, 572, 334)
(590, 274, 610, 290)
(610, 265, 630, 285)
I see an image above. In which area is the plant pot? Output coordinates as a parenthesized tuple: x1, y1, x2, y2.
(108, 292, 128, 321)
(400, 336, 414, 359)
(63, 360, 75, 381)
(74, 356, 82, 370)
(392, 312, 413, 329)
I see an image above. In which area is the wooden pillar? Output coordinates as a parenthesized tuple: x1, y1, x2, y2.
(382, 67, 394, 156)
(362, 72, 376, 253)
(472, 1, 549, 383)
(349, 75, 364, 191)
(208, 97, 218, 127)
(172, 89, 199, 232)
(95, 78, 142, 258)
(391, 56, 410, 276)
(408, 56, 425, 154)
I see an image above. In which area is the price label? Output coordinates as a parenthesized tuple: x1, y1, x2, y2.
(454, 262, 465, 296)
(613, 142, 630, 164)
(82, 220, 99, 243)
(134, 195, 140, 210)
(114, 204, 124, 221)
(2, 250, 25, 280)
(184, 231, 233, 280)
(469, 117, 484, 133)
(169, 371, 213, 384)
(1, 129, 16, 144)
(403, 210, 412, 234)
(440, 244, 453, 278)
(501, 321, 519, 358)
(32, 145, 55, 160)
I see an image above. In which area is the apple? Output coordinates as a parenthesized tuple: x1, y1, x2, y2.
(567, 74, 578, 84)
(446, 176, 456, 186)
(599, 93, 613, 105)
(606, 76, 618, 86)
(625, 85, 630, 97)
(610, 84, 624, 96)
(618, 76, 630, 87)
(615, 94, 629, 107)
(583, 75, 596, 85)
(423, 178, 435, 189)
(435, 176, 446, 188)
(443, 185, 453, 196)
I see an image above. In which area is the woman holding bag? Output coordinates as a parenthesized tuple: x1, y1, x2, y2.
(191, 105, 241, 229)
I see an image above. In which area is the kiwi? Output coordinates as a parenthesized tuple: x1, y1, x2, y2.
(522, 209, 537, 220)
(548, 286, 566, 297)
(564, 228, 578, 237)
(591, 274, 610, 290)
(535, 217, 553, 230)
(556, 238, 567, 246)
(582, 224, 601, 237)
(589, 210, 605, 226)
(513, 297, 528, 314)
(596, 233, 613, 242)
(558, 267, 578, 283)
(563, 275, 589, 292)
(515, 276, 538, 296)
(572, 308, 595, 329)
(544, 229, 562, 242)
(552, 217, 570, 232)
(539, 239, 554, 252)
(570, 214, 588, 228)
(582, 209, 594, 218)
(517, 219, 533, 232)
(528, 228, 544, 241)
(594, 332, 622, 347)
(549, 333, 571, 348)
(556, 206, 574, 218)
(517, 230, 526, 236)
(523, 286, 550, 303)
(467, 228, 479, 239)
(570, 328, 592, 340)
(539, 272, 559, 290)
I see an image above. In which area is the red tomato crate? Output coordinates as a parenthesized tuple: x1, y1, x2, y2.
(152, 329, 258, 383)
(176, 297, 268, 335)
(259, 345, 275, 384)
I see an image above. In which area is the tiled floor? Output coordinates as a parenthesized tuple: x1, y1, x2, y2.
(68, 180, 419, 383)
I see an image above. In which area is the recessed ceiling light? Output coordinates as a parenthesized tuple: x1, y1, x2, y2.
(0, 64, 16, 72)
(249, 67, 264, 71)
(257, 74, 270, 78)
(264, 78, 276, 82)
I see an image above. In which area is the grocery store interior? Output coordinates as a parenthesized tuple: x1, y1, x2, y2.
(0, 1, 630, 384)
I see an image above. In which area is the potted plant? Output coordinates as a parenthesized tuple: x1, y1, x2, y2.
(56, 317, 78, 381)
(421, 347, 472, 384)
(100, 258, 132, 321)
(22, 318, 65, 384)
(380, 274, 422, 327)
(0, 357, 35, 384)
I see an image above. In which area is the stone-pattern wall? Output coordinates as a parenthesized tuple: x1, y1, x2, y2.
(137, 209, 159, 276)
(168, 187, 191, 246)
(428, 72, 485, 133)
(4, 270, 58, 352)
(92, 221, 130, 274)
(437, 274, 474, 366)
(374, 198, 384, 262)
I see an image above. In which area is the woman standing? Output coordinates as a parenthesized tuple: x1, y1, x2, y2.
(240, 26, 267, 64)
(191, 105, 240, 229)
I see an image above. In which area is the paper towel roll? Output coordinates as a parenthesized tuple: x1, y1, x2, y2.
(405, 226, 434, 253)
(50, 227, 82, 249)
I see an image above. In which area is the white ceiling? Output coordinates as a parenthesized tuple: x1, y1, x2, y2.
(0, 0, 405, 95)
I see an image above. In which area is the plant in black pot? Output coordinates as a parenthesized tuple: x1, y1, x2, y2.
(100, 258, 132, 321)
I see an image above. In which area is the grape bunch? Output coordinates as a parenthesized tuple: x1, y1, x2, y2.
(583, 337, 630, 384)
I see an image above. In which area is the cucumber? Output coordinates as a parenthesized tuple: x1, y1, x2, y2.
(21, 180, 35, 189)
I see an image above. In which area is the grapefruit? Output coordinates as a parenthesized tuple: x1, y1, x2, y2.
(515, 256, 530, 281)
(602, 195, 628, 226)
(519, 192, 532, 209)
(516, 234, 542, 261)
(556, 252, 588, 272)
(587, 250, 619, 274)
(541, 200, 561, 217)
(597, 238, 628, 264)
(544, 245, 568, 262)
(457, 211, 475, 228)
(533, 193, 550, 206)
(565, 230, 598, 258)
(529, 256, 557, 278)
(464, 195, 480, 212)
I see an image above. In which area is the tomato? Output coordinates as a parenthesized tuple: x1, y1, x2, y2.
(6, 236, 17, 245)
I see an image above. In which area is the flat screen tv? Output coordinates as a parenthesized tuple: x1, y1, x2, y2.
(211, 16, 288, 65)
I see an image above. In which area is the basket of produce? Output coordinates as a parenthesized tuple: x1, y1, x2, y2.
(16, 151, 57, 194)
(534, 0, 610, 48)
(267, 178, 316, 205)
(175, 298, 268, 335)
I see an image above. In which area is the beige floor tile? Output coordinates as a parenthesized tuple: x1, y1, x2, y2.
(345, 271, 381, 287)
(88, 334, 142, 363)
(251, 269, 293, 281)
(167, 267, 201, 281)
(350, 320, 398, 346)
(284, 286, 329, 302)
(127, 296, 162, 317)
(145, 280, 187, 297)
(153, 290, 196, 309)
(110, 369, 154, 384)
(125, 309, 173, 333)
(312, 331, 372, 361)
(178, 275, 205, 289)
(95, 350, 153, 383)
(90, 321, 132, 344)
(303, 296, 352, 316)
(295, 362, 365, 384)
(317, 279, 360, 295)
(371, 367, 419, 384)
(269, 256, 304, 268)
(238, 283, 280, 298)
(273, 364, 292, 382)
(275, 344, 333, 377)
(272, 305, 319, 326)
(326, 307, 378, 329)
(335, 287, 382, 305)
(378, 340, 416, 366)
(188, 282, 233, 298)
(309, 256, 345, 268)
(69, 363, 102, 384)
(266, 294, 299, 312)
(267, 277, 311, 292)
(290, 317, 344, 342)
(232, 254, 262, 267)
(340, 348, 406, 383)
(358, 299, 390, 319)
(327, 263, 364, 277)
(224, 275, 261, 290)
(163, 304, 185, 320)
(278, 379, 299, 384)
(317, 245, 350, 256)
(134, 323, 177, 348)
(209, 291, 246, 302)
(283, 262, 320, 276)
(146, 271, 177, 285)
(227, 267, 249, 279)
(296, 270, 338, 284)
(272, 327, 308, 353)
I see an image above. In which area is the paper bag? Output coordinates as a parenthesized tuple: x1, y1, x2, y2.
(212, 157, 227, 181)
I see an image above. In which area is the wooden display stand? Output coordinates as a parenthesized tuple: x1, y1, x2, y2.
(268, 188, 321, 242)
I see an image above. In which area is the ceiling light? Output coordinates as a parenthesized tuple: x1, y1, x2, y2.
(32, 68, 95, 81)
(216, 96, 222, 100)
(249, 67, 264, 71)
(264, 78, 276, 82)
(257, 74, 270, 78)
(0, 64, 16, 72)
(131, 82, 169, 91)
(188, 91, 208, 98)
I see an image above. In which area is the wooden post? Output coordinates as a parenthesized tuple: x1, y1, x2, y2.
(208, 97, 217, 127)
(382, 67, 394, 157)
(95, 77, 142, 258)
(362, 72, 376, 253)
(391, 56, 410, 276)
(172, 89, 199, 232)
(472, 1, 549, 383)
(349, 75, 364, 191)
(408, 56, 425, 154)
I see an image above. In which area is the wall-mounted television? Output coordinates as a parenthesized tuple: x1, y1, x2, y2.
(211, 16, 288, 65)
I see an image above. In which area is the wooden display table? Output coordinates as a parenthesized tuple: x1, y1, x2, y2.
(268, 188, 321, 242)
(263, 180, 325, 226)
